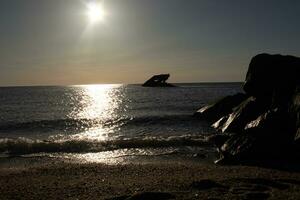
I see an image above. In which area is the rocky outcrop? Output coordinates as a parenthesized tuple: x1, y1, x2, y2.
(214, 96, 269, 133)
(292, 87, 300, 147)
(194, 93, 248, 122)
(244, 54, 300, 100)
(142, 74, 175, 87)
(195, 54, 300, 164)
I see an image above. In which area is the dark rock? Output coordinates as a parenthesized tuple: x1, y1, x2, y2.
(217, 109, 295, 163)
(243, 53, 300, 99)
(142, 74, 175, 87)
(126, 192, 175, 200)
(295, 128, 300, 145)
(291, 87, 300, 149)
(218, 97, 269, 133)
(217, 133, 256, 163)
(195, 53, 300, 163)
(211, 116, 229, 129)
(194, 93, 248, 122)
(245, 109, 294, 141)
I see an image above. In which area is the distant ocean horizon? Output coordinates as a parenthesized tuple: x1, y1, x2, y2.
(0, 83, 242, 166)
(0, 82, 244, 88)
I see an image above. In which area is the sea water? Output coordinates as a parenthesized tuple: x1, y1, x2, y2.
(0, 83, 242, 165)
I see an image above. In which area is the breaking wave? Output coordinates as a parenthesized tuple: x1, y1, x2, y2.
(0, 115, 204, 133)
(0, 135, 211, 156)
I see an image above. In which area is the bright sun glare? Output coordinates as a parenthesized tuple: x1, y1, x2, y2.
(86, 2, 106, 24)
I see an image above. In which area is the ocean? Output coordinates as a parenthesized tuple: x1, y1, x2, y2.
(0, 83, 242, 166)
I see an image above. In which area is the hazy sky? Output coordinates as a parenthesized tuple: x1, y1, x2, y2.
(0, 0, 300, 86)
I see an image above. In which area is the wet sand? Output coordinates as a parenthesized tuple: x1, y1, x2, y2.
(1, 161, 300, 200)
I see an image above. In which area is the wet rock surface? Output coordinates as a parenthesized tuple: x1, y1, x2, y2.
(218, 97, 269, 133)
(194, 93, 248, 122)
(195, 53, 300, 163)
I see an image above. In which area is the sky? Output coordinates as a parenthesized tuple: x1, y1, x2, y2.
(0, 0, 300, 86)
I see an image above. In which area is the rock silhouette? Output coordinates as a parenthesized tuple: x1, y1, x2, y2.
(244, 54, 299, 100)
(142, 74, 175, 87)
(194, 93, 248, 122)
(195, 53, 300, 163)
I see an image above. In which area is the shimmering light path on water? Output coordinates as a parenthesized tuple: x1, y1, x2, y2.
(68, 84, 124, 142)
(0, 83, 242, 164)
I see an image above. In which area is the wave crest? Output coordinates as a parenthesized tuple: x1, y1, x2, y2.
(0, 135, 210, 156)
(0, 115, 205, 133)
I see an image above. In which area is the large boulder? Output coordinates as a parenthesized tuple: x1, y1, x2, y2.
(244, 109, 294, 153)
(215, 133, 256, 164)
(215, 97, 269, 133)
(194, 93, 248, 122)
(291, 87, 300, 146)
(243, 54, 300, 101)
(195, 53, 300, 164)
(216, 109, 294, 163)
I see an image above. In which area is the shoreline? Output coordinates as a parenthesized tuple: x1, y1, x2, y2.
(1, 160, 300, 199)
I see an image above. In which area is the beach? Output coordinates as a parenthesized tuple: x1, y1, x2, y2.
(1, 161, 300, 200)
(1, 0, 300, 199)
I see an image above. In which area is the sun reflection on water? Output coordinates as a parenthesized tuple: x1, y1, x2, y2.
(78, 84, 121, 119)
(69, 84, 123, 141)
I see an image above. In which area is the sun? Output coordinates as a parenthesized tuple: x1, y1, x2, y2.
(86, 2, 106, 24)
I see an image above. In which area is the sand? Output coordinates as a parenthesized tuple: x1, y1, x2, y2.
(1, 160, 300, 200)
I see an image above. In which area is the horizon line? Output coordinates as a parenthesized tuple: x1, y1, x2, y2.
(0, 81, 244, 88)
